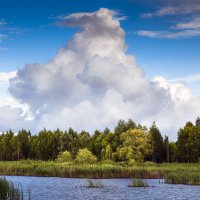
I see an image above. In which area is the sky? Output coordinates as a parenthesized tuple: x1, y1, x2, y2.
(0, 0, 200, 140)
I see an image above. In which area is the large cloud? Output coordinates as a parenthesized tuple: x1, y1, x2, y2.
(4, 8, 200, 139)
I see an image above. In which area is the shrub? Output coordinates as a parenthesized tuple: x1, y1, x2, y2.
(76, 148, 97, 164)
(56, 151, 71, 162)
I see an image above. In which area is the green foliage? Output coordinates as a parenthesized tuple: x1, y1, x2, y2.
(0, 117, 200, 164)
(17, 129, 31, 160)
(150, 122, 164, 163)
(120, 129, 152, 162)
(36, 129, 60, 160)
(76, 148, 97, 164)
(105, 144, 112, 160)
(177, 120, 200, 163)
(56, 150, 71, 162)
(196, 117, 200, 127)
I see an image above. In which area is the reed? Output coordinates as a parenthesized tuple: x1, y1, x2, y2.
(128, 179, 149, 187)
(0, 177, 24, 199)
(86, 179, 104, 188)
(165, 172, 200, 185)
(0, 161, 200, 180)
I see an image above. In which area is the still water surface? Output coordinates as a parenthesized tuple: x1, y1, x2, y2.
(5, 176, 200, 200)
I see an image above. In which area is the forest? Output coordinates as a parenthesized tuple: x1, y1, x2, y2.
(0, 117, 200, 163)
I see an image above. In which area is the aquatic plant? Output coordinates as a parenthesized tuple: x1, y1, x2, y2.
(128, 179, 149, 187)
(165, 172, 200, 185)
(86, 179, 104, 188)
(0, 177, 24, 199)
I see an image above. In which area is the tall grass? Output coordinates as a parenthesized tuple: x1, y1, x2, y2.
(165, 172, 200, 185)
(86, 179, 104, 188)
(128, 179, 149, 187)
(0, 177, 24, 199)
(0, 161, 200, 180)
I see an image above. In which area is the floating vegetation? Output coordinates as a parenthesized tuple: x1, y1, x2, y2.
(86, 179, 104, 188)
(128, 179, 149, 187)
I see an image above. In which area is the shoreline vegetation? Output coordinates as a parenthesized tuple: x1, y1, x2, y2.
(1, 118, 200, 164)
(0, 177, 26, 200)
(1, 118, 200, 185)
(1, 161, 200, 183)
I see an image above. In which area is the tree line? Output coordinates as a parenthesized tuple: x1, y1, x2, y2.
(0, 118, 200, 163)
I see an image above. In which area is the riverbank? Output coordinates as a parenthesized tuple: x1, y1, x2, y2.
(0, 161, 200, 179)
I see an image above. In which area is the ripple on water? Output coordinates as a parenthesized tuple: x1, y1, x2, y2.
(4, 177, 200, 200)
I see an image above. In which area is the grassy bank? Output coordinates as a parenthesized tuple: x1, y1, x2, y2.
(0, 161, 200, 180)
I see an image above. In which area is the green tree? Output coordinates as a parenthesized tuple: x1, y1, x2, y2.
(17, 129, 31, 160)
(149, 122, 164, 163)
(78, 131, 90, 149)
(36, 129, 59, 160)
(1, 130, 16, 160)
(120, 129, 152, 162)
(65, 128, 79, 158)
(177, 122, 191, 162)
(196, 117, 200, 127)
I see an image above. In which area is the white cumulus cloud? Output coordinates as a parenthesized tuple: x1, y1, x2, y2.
(0, 8, 198, 140)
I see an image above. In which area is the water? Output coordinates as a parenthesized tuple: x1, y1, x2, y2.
(4, 176, 200, 200)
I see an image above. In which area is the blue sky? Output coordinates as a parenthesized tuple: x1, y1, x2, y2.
(1, 0, 200, 83)
(0, 0, 200, 138)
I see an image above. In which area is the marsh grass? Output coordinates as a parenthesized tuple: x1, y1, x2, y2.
(0, 177, 24, 199)
(165, 172, 200, 185)
(128, 179, 149, 187)
(0, 161, 200, 179)
(86, 179, 104, 188)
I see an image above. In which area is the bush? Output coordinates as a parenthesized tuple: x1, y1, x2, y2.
(56, 151, 72, 162)
(76, 148, 97, 164)
(128, 159, 137, 166)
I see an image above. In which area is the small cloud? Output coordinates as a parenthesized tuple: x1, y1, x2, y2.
(138, 29, 200, 39)
(174, 17, 200, 29)
(141, 2, 200, 18)
(141, 13, 153, 18)
(171, 73, 200, 83)
(155, 6, 178, 17)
